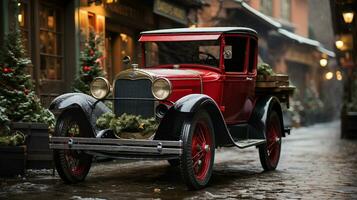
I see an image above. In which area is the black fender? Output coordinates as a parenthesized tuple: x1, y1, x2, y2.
(248, 96, 285, 139)
(166, 94, 235, 147)
(49, 93, 111, 136)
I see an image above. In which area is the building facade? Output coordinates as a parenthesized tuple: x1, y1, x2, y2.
(0, 0, 202, 105)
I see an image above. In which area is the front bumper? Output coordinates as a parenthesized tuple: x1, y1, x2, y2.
(49, 136, 182, 159)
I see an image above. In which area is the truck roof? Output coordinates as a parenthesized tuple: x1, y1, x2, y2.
(141, 27, 257, 36)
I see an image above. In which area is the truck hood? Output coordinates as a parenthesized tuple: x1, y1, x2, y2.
(116, 68, 220, 82)
(116, 68, 220, 100)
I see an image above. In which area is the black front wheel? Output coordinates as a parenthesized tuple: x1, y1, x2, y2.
(53, 109, 93, 183)
(180, 111, 215, 190)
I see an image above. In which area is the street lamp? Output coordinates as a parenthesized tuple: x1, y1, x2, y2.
(320, 58, 328, 67)
(342, 11, 354, 24)
(320, 54, 328, 67)
(335, 40, 344, 50)
(336, 70, 343, 81)
(325, 71, 334, 80)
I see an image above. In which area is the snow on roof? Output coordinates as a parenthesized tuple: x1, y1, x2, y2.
(234, 0, 282, 29)
(278, 29, 320, 47)
(234, 0, 335, 57)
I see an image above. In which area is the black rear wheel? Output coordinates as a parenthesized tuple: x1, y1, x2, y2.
(180, 111, 215, 190)
(53, 109, 93, 183)
(259, 111, 282, 171)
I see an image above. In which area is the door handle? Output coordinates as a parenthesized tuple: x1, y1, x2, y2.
(246, 77, 253, 81)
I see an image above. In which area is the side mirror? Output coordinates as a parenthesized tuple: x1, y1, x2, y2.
(122, 56, 131, 65)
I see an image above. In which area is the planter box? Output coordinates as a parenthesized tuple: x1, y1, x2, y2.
(0, 145, 26, 176)
(341, 112, 357, 139)
(11, 122, 53, 169)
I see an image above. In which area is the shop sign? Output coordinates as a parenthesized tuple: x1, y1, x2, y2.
(154, 0, 187, 24)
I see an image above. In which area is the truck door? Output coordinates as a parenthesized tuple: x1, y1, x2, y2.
(221, 35, 255, 124)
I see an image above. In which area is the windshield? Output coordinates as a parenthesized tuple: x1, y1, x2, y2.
(144, 40, 220, 68)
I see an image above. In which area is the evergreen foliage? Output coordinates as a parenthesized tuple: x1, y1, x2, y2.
(0, 0, 54, 139)
(73, 31, 104, 93)
(96, 113, 158, 139)
(257, 62, 274, 76)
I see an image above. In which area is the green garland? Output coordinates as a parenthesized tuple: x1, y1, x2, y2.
(96, 113, 158, 139)
(257, 62, 275, 76)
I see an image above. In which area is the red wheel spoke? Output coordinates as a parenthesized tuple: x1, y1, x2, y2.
(192, 150, 204, 161)
(193, 153, 204, 168)
(267, 138, 278, 150)
(198, 126, 206, 144)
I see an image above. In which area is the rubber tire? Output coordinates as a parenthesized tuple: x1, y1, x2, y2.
(180, 110, 215, 190)
(259, 111, 282, 171)
(53, 109, 93, 183)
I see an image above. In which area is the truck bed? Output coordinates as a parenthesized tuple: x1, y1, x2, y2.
(255, 74, 295, 107)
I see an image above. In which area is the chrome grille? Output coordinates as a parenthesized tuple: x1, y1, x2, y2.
(114, 79, 155, 118)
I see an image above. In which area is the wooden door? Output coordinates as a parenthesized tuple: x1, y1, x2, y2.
(35, 1, 66, 105)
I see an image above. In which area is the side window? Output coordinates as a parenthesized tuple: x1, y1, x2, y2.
(224, 36, 248, 72)
(248, 38, 257, 73)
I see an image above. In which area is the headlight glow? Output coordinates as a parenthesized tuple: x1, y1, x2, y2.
(90, 77, 110, 99)
(152, 78, 172, 100)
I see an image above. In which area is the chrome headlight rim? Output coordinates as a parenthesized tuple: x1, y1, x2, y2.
(151, 78, 172, 100)
(90, 77, 111, 100)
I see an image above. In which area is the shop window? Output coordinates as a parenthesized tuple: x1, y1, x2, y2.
(224, 36, 248, 73)
(39, 4, 63, 80)
(18, 1, 30, 55)
(281, 0, 291, 21)
(248, 38, 257, 73)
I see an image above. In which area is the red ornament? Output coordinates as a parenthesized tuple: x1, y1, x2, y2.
(24, 89, 30, 95)
(83, 66, 92, 72)
(3, 67, 13, 73)
(90, 49, 94, 56)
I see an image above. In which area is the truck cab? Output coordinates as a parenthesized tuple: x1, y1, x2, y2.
(49, 27, 290, 190)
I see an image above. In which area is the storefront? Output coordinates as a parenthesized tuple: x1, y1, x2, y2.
(0, 0, 202, 105)
(1, 0, 78, 105)
(78, 0, 197, 80)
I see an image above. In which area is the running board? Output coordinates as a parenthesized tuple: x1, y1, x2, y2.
(49, 136, 183, 155)
(233, 139, 266, 148)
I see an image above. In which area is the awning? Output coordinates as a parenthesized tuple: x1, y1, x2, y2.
(234, 0, 335, 57)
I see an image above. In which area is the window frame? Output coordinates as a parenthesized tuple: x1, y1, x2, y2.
(38, 1, 65, 81)
(222, 34, 250, 75)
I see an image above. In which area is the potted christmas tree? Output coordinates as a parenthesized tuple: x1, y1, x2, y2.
(73, 30, 105, 94)
(0, 0, 55, 172)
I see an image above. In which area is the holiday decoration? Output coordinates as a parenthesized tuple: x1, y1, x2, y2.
(257, 62, 274, 76)
(73, 31, 105, 94)
(0, 0, 55, 138)
(96, 113, 158, 139)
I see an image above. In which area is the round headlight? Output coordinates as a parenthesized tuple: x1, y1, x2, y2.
(90, 77, 110, 99)
(152, 78, 172, 100)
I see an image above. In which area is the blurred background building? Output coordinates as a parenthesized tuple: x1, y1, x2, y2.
(0, 0, 203, 104)
(330, 0, 357, 138)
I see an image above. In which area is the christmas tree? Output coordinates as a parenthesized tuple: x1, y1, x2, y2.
(73, 31, 104, 93)
(0, 0, 54, 137)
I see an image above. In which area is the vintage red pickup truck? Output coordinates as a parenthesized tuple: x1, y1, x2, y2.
(49, 27, 293, 190)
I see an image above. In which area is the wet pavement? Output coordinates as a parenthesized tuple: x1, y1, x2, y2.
(1, 121, 357, 199)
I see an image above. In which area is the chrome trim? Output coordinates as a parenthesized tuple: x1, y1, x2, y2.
(113, 69, 155, 112)
(114, 68, 155, 81)
(49, 136, 183, 155)
(90, 77, 111, 100)
(151, 77, 173, 100)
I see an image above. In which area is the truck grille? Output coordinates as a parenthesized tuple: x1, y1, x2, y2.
(114, 79, 155, 118)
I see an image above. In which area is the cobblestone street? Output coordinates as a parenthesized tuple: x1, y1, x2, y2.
(1, 121, 357, 199)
